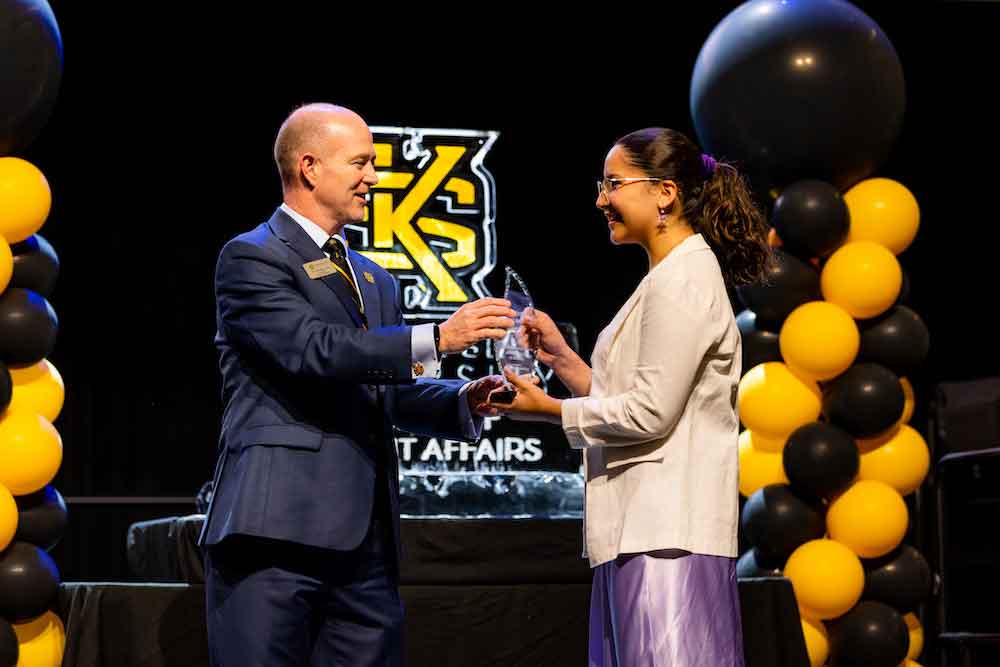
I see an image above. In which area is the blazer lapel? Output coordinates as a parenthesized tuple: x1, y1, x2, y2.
(350, 251, 382, 329)
(267, 208, 367, 329)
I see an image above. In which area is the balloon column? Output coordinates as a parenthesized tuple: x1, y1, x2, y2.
(692, 2, 931, 666)
(0, 2, 68, 666)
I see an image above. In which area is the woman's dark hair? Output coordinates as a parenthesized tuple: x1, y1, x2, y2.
(616, 127, 771, 286)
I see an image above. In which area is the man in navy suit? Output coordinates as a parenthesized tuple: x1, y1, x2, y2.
(201, 103, 513, 666)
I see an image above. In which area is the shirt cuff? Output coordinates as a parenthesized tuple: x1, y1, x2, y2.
(457, 382, 483, 441)
(411, 323, 442, 379)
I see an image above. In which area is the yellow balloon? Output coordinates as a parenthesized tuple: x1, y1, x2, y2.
(0, 157, 52, 244)
(0, 238, 12, 293)
(827, 480, 908, 558)
(821, 241, 902, 319)
(801, 617, 829, 667)
(858, 424, 930, 495)
(784, 539, 864, 620)
(900, 377, 915, 425)
(0, 412, 62, 496)
(13, 611, 65, 667)
(844, 177, 920, 255)
(738, 430, 789, 497)
(739, 428, 785, 453)
(780, 301, 860, 380)
(901, 662, 924, 667)
(8, 360, 65, 422)
(856, 425, 899, 455)
(738, 362, 822, 440)
(904, 612, 924, 661)
(0, 483, 17, 551)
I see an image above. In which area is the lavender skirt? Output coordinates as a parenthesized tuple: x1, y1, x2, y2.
(588, 551, 745, 667)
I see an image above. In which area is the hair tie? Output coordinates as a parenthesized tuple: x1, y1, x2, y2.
(701, 153, 718, 178)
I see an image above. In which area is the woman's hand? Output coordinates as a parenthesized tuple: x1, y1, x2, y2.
(488, 368, 563, 424)
(520, 308, 571, 367)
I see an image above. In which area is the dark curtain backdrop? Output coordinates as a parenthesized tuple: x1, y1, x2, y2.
(20, 1, 999, 500)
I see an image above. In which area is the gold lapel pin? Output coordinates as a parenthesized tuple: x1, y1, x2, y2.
(363, 271, 375, 284)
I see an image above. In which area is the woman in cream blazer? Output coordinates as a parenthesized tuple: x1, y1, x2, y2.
(494, 128, 771, 666)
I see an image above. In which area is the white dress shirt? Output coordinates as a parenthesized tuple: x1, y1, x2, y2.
(561, 234, 742, 566)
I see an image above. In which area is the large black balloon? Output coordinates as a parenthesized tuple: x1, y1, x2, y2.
(863, 545, 932, 614)
(771, 180, 849, 259)
(823, 363, 904, 439)
(0, 288, 58, 365)
(783, 421, 859, 501)
(828, 601, 909, 667)
(0, 541, 60, 622)
(0, 0, 63, 154)
(857, 306, 930, 377)
(736, 249, 821, 326)
(15, 485, 68, 552)
(736, 309, 782, 374)
(741, 484, 826, 564)
(736, 548, 784, 578)
(0, 617, 16, 667)
(10, 234, 59, 298)
(690, 0, 905, 195)
(0, 361, 10, 412)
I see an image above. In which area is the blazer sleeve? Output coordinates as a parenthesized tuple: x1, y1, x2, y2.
(560, 276, 716, 449)
(215, 238, 412, 383)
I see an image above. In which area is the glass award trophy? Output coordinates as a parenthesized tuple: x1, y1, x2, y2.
(489, 266, 536, 404)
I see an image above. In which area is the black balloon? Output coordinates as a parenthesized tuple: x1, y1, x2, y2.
(690, 0, 904, 195)
(0, 617, 16, 667)
(857, 306, 930, 377)
(823, 363, 904, 439)
(741, 484, 826, 564)
(0, 288, 58, 365)
(0, 541, 60, 622)
(863, 545, 932, 614)
(0, 361, 10, 412)
(771, 180, 849, 258)
(15, 485, 68, 552)
(828, 601, 909, 667)
(0, 0, 63, 154)
(737, 548, 784, 578)
(10, 234, 60, 298)
(736, 249, 821, 325)
(736, 310, 782, 374)
(784, 422, 859, 500)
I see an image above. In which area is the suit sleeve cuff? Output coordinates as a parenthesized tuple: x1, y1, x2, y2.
(561, 397, 589, 449)
(410, 323, 442, 379)
(457, 382, 483, 441)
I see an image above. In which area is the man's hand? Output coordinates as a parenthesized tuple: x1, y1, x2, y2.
(438, 298, 516, 354)
(466, 374, 508, 417)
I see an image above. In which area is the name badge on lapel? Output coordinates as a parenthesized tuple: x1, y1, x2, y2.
(302, 258, 338, 279)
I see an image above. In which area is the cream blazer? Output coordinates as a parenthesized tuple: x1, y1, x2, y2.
(561, 234, 742, 567)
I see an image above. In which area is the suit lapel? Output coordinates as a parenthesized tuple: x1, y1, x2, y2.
(350, 251, 382, 328)
(267, 208, 367, 329)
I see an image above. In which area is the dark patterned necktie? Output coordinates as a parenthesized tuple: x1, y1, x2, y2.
(322, 236, 364, 317)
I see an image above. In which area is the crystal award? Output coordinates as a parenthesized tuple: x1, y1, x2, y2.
(490, 266, 536, 403)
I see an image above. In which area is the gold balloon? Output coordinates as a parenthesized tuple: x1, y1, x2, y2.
(784, 539, 864, 620)
(801, 617, 830, 667)
(827, 480, 908, 558)
(844, 177, 920, 255)
(738, 362, 822, 440)
(738, 430, 789, 497)
(0, 157, 52, 244)
(13, 611, 65, 667)
(899, 377, 915, 425)
(0, 483, 16, 552)
(0, 238, 12, 293)
(7, 359, 65, 422)
(780, 301, 860, 380)
(904, 612, 924, 661)
(738, 428, 785, 454)
(858, 424, 930, 495)
(821, 241, 902, 319)
(0, 412, 62, 496)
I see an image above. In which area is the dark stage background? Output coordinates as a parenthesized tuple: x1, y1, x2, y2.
(18, 1, 999, 578)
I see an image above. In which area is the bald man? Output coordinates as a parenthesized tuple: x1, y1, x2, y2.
(200, 104, 513, 666)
